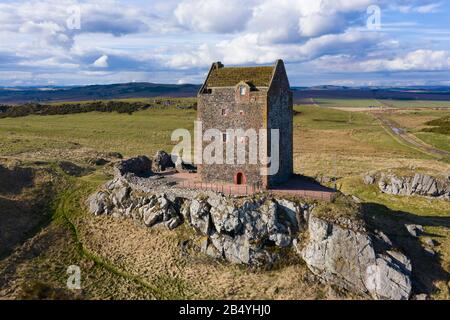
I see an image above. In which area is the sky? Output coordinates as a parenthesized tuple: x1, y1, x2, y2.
(0, 0, 449, 87)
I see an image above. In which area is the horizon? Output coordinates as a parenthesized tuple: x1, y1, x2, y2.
(1, 1, 450, 87)
(2, 82, 450, 89)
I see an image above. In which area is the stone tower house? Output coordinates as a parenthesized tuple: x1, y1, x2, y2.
(197, 59, 293, 188)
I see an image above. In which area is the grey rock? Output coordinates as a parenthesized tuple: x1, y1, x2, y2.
(405, 224, 424, 237)
(277, 199, 303, 232)
(209, 197, 242, 234)
(374, 230, 393, 247)
(142, 204, 164, 227)
(423, 237, 437, 247)
(115, 186, 130, 205)
(115, 156, 152, 177)
(166, 216, 182, 230)
(302, 215, 377, 293)
(189, 199, 212, 235)
(302, 215, 412, 300)
(381, 172, 449, 198)
(366, 251, 412, 300)
(152, 150, 174, 172)
(363, 174, 376, 185)
(270, 233, 291, 247)
(87, 191, 110, 215)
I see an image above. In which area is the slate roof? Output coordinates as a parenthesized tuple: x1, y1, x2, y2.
(205, 66, 275, 87)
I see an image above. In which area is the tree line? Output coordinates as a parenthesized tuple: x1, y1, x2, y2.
(0, 100, 166, 118)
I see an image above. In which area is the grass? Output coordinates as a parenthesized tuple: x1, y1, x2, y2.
(314, 98, 384, 109)
(315, 98, 450, 109)
(0, 107, 196, 157)
(380, 100, 450, 109)
(340, 175, 450, 299)
(1, 99, 450, 300)
(292, 105, 439, 178)
(47, 97, 197, 106)
(385, 110, 450, 153)
(415, 132, 450, 153)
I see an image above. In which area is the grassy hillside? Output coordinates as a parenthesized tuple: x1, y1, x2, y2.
(0, 100, 449, 299)
(0, 106, 196, 158)
(386, 110, 450, 153)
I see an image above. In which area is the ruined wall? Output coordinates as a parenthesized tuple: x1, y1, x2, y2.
(267, 62, 293, 186)
(197, 86, 267, 186)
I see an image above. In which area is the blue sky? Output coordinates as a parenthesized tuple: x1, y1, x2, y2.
(0, 0, 449, 86)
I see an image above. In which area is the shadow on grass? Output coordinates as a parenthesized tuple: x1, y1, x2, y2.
(361, 202, 450, 296)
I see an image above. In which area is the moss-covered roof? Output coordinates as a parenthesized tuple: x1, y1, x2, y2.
(206, 66, 274, 87)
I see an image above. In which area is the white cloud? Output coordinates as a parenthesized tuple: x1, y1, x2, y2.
(93, 55, 109, 68)
(174, 0, 252, 33)
(391, 1, 443, 13)
(307, 49, 450, 73)
(0, 0, 449, 86)
(362, 50, 450, 71)
(165, 29, 381, 69)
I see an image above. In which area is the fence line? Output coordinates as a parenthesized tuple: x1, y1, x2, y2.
(177, 180, 334, 201)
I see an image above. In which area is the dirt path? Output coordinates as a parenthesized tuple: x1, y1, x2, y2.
(310, 98, 320, 107)
(373, 112, 450, 159)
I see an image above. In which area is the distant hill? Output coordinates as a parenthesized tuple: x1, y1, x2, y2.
(1, 82, 450, 104)
(0, 83, 201, 104)
(292, 86, 450, 102)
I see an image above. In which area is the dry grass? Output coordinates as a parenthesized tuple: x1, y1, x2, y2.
(1, 102, 449, 300)
(77, 212, 348, 300)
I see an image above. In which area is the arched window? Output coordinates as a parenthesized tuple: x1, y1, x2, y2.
(235, 172, 246, 185)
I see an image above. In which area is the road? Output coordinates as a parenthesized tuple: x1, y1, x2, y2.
(373, 112, 450, 159)
(305, 98, 449, 159)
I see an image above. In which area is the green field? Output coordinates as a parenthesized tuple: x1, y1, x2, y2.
(313, 98, 384, 109)
(314, 98, 450, 109)
(1, 100, 449, 299)
(385, 109, 450, 153)
(0, 107, 196, 157)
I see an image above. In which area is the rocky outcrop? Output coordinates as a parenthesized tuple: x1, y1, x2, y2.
(301, 215, 412, 300)
(88, 174, 307, 265)
(364, 172, 449, 199)
(152, 150, 174, 172)
(87, 156, 414, 300)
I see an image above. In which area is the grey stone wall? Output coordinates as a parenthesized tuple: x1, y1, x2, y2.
(197, 61, 293, 188)
(267, 61, 293, 186)
(197, 86, 267, 186)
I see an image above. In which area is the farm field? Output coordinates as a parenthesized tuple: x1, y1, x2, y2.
(384, 109, 450, 153)
(315, 98, 450, 110)
(0, 99, 449, 300)
(0, 104, 196, 158)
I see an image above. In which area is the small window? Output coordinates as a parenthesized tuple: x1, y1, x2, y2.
(239, 110, 244, 116)
(239, 86, 246, 96)
(223, 133, 227, 142)
(221, 108, 227, 116)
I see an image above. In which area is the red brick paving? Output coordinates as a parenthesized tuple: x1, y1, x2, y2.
(161, 171, 336, 201)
